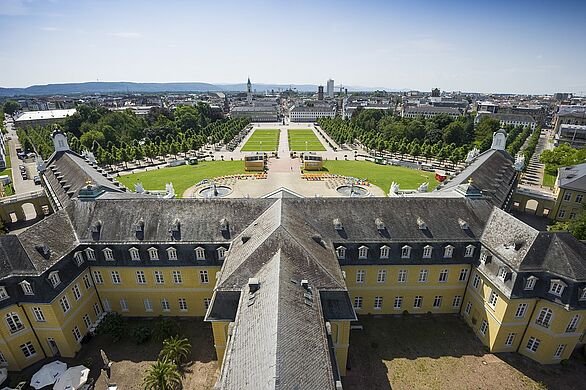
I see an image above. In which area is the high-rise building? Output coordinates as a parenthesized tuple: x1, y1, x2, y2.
(326, 79, 334, 98)
(317, 86, 324, 101)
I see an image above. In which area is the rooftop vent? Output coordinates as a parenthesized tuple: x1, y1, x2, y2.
(241, 236, 250, 244)
(312, 235, 325, 247)
(35, 244, 51, 259)
(417, 217, 427, 230)
(301, 279, 309, 289)
(458, 218, 469, 230)
(333, 218, 343, 231)
(375, 218, 386, 231)
(90, 221, 102, 234)
(248, 278, 260, 293)
(136, 219, 145, 233)
(220, 218, 229, 232)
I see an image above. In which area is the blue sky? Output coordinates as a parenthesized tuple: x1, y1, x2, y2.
(1, 0, 585, 94)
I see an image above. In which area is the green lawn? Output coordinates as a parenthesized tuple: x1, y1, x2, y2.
(322, 160, 437, 192)
(241, 129, 280, 151)
(1, 146, 13, 196)
(542, 172, 556, 188)
(117, 161, 246, 197)
(288, 129, 326, 151)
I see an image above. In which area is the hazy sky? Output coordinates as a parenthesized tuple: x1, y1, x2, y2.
(1, 0, 585, 94)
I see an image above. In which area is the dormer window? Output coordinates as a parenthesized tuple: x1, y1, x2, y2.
(401, 245, 411, 259)
(458, 218, 469, 230)
(375, 218, 386, 231)
(444, 245, 454, 258)
(20, 281, 34, 295)
(73, 251, 84, 266)
(422, 245, 433, 259)
(0, 286, 9, 301)
(336, 246, 346, 259)
(417, 217, 427, 230)
(464, 245, 475, 258)
(170, 219, 180, 240)
(85, 248, 95, 261)
(195, 247, 206, 261)
(525, 276, 538, 290)
(497, 267, 508, 281)
(148, 247, 159, 261)
(129, 247, 140, 261)
(135, 219, 144, 233)
(549, 280, 566, 297)
(48, 271, 61, 287)
(580, 288, 586, 301)
(220, 218, 229, 233)
(380, 245, 390, 259)
(217, 247, 227, 260)
(166, 247, 178, 261)
(91, 221, 102, 234)
(358, 246, 368, 259)
(103, 248, 114, 261)
(333, 218, 343, 231)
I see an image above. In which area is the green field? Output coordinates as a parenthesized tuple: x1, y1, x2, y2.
(117, 161, 246, 197)
(322, 160, 437, 192)
(288, 129, 326, 151)
(241, 129, 280, 151)
(542, 172, 556, 188)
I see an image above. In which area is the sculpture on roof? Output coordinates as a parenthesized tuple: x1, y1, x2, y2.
(465, 147, 480, 163)
(389, 181, 399, 196)
(514, 155, 525, 171)
(163, 183, 176, 199)
(418, 182, 428, 193)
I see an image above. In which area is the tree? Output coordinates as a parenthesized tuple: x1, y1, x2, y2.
(143, 359, 181, 390)
(443, 121, 466, 145)
(3, 100, 21, 119)
(160, 336, 191, 365)
(80, 130, 105, 150)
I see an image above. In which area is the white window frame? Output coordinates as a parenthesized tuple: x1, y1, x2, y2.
(6, 312, 24, 333)
(73, 251, 84, 266)
(549, 280, 566, 296)
(129, 247, 140, 261)
(356, 270, 365, 284)
(418, 269, 428, 283)
(111, 271, 121, 284)
(83, 314, 91, 329)
(93, 271, 104, 284)
(20, 342, 36, 358)
(103, 299, 111, 312)
(433, 296, 442, 308)
(72, 284, 81, 301)
(413, 296, 423, 308)
(85, 248, 95, 261)
(504, 332, 515, 347)
(553, 344, 566, 359)
(161, 298, 170, 312)
(148, 247, 159, 261)
(172, 270, 182, 284)
(563, 191, 572, 201)
(472, 274, 481, 289)
(488, 290, 498, 308)
(536, 307, 553, 328)
(358, 246, 368, 260)
(195, 247, 206, 261)
(581, 288, 586, 301)
(120, 298, 129, 312)
(526, 336, 540, 353)
(166, 247, 178, 260)
(464, 301, 472, 315)
(422, 245, 433, 259)
(566, 315, 580, 333)
(103, 248, 114, 261)
(59, 296, 70, 313)
(0, 286, 9, 301)
(136, 271, 146, 284)
(20, 280, 34, 295)
(353, 296, 363, 310)
(336, 246, 346, 259)
(439, 269, 448, 283)
(444, 245, 454, 259)
(401, 245, 411, 259)
(178, 298, 188, 312)
(394, 296, 403, 310)
(217, 247, 227, 261)
(380, 245, 390, 259)
(82, 274, 92, 289)
(154, 270, 164, 284)
(515, 303, 528, 318)
(464, 245, 475, 258)
(398, 269, 407, 283)
(48, 271, 61, 288)
(374, 296, 383, 310)
(32, 307, 46, 322)
(459, 268, 469, 282)
(200, 270, 209, 284)
(144, 298, 153, 312)
(377, 269, 387, 283)
(497, 267, 508, 281)
(479, 320, 488, 336)
(72, 326, 82, 342)
(204, 298, 211, 310)
(525, 276, 537, 290)
(452, 295, 462, 308)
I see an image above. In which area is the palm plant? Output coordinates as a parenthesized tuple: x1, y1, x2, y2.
(143, 359, 181, 390)
(160, 336, 191, 365)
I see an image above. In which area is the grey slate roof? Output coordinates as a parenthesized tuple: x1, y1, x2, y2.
(0, 236, 35, 279)
(557, 163, 586, 192)
(439, 149, 517, 208)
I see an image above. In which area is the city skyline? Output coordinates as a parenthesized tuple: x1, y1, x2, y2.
(1, 0, 586, 94)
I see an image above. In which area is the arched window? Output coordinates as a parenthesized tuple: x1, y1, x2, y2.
(535, 307, 553, 328)
(6, 312, 24, 333)
(401, 245, 411, 259)
(444, 245, 454, 258)
(422, 245, 433, 259)
(358, 246, 368, 260)
(166, 247, 178, 260)
(217, 247, 227, 261)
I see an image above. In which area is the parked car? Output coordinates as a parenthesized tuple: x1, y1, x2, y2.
(19, 164, 26, 172)
(21, 172, 28, 180)
(33, 176, 41, 185)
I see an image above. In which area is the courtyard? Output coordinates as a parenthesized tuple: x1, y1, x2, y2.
(344, 315, 586, 390)
(240, 129, 280, 151)
(288, 128, 326, 151)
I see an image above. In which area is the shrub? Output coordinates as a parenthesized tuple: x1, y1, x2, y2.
(97, 312, 126, 342)
(132, 325, 152, 345)
(153, 317, 180, 342)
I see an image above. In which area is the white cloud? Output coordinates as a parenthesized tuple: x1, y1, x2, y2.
(41, 26, 60, 31)
(108, 32, 142, 39)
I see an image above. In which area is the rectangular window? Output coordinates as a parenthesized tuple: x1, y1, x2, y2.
(553, 344, 566, 359)
(353, 296, 363, 310)
(85, 248, 96, 261)
(83, 314, 91, 329)
(413, 296, 422, 308)
(20, 342, 37, 358)
(398, 270, 407, 283)
(515, 303, 528, 318)
(452, 295, 462, 308)
(526, 336, 540, 352)
(72, 326, 82, 342)
(374, 296, 383, 310)
(154, 270, 164, 284)
(32, 307, 46, 322)
(418, 269, 428, 282)
(444, 246, 454, 258)
(358, 246, 368, 259)
(563, 191, 572, 201)
(136, 271, 146, 284)
(576, 194, 583, 203)
(422, 246, 432, 258)
(60, 296, 71, 313)
(472, 274, 481, 289)
(111, 271, 121, 284)
(465, 245, 475, 257)
(72, 284, 82, 301)
(172, 271, 182, 284)
(377, 270, 387, 283)
(566, 315, 580, 333)
(380, 246, 389, 259)
(120, 298, 128, 312)
(459, 268, 469, 282)
(401, 246, 411, 258)
(103, 299, 111, 312)
(464, 301, 472, 315)
(0, 351, 7, 363)
(204, 298, 211, 310)
(93, 271, 104, 284)
(83, 274, 92, 289)
(439, 269, 448, 282)
(144, 299, 153, 312)
(161, 299, 170, 312)
(200, 270, 209, 284)
(394, 296, 403, 310)
(178, 298, 188, 311)
(0, 286, 8, 301)
(356, 270, 365, 283)
(479, 320, 488, 336)
(558, 209, 566, 218)
(505, 332, 515, 347)
(93, 303, 101, 316)
(433, 296, 442, 308)
(488, 290, 498, 308)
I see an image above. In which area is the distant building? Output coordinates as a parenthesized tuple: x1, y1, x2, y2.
(317, 86, 324, 101)
(554, 93, 572, 101)
(553, 105, 586, 133)
(551, 163, 586, 222)
(231, 106, 278, 122)
(476, 101, 499, 113)
(555, 124, 586, 148)
(326, 79, 334, 99)
(431, 88, 440, 97)
(402, 105, 463, 119)
(289, 105, 336, 122)
(475, 112, 537, 131)
(14, 109, 77, 129)
(247, 77, 252, 104)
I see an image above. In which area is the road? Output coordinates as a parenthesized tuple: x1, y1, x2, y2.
(3, 118, 41, 194)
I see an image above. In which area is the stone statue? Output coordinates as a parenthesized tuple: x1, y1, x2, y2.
(418, 182, 428, 193)
(134, 183, 145, 194)
(389, 181, 399, 195)
(164, 182, 176, 199)
(514, 155, 525, 171)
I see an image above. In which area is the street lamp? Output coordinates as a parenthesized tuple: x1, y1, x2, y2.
(305, 140, 308, 152)
(260, 140, 262, 152)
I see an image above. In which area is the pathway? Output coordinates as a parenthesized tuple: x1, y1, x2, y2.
(518, 128, 554, 192)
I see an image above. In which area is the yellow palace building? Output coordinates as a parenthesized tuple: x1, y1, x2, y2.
(0, 130, 584, 388)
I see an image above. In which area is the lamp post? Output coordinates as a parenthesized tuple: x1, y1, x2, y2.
(305, 140, 308, 152)
(260, 140, 262, 152)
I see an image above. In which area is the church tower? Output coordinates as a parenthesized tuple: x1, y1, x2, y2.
(246, 77, 252, 104)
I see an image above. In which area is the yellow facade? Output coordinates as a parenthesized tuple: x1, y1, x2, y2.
(552, 187, 586, 222)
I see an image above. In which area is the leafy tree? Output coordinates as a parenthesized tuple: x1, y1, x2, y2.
(3, 100, 21, 119)
(160, 336, 191, 365)
(80, 130, 105, 150)
(540, 144, 586, 175)
(143, 359, 181, 390)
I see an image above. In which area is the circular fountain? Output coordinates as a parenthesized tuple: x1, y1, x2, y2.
(199, 181, 232, 198)
(336, 181, 369, 197)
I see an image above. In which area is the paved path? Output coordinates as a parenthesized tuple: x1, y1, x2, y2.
(4, 120, 41, 195)
(518, 128, 554, 194)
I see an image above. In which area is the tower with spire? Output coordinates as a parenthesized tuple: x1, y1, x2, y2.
(246, 77, 252, 104)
